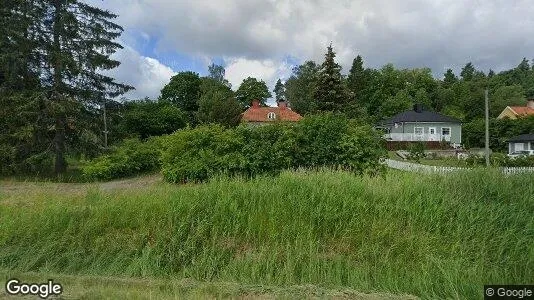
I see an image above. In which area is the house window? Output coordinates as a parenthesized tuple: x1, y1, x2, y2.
(429, 127, 436, 135)
(441, 127, 451, 136)
(414, 127, 424, 136)
(267, 112, 276, 120)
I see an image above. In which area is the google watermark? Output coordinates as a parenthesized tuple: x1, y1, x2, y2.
(485, 285, 534, 299)
(5, 278, 63, 299)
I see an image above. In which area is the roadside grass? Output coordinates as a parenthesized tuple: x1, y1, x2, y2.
(0, 169, 532, 299)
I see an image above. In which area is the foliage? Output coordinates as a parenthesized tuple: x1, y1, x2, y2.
(465, 153, 534, 167)
(0, 0, 133, 174)
(122, 100, 187, 139)
(273, 79, 286, 102)
(82, 138, 162, 181)
(379, 90, 413, 119)
(407, 142, 426, 162)
(314, 45, 350, 112)
(159, 71, 201, 124)
(490, 85, 525, 117)
(347, 55, 365, 100)
(207, 63, 231, 88)
(161, 125, 246, 183)
(161, 114, 386, 183)
(235, 77, 272, 108)
(2, 170, 533, 299)
(463, 116, 534, 151)
(285, 61, 319, 115)
(198, 78, 242, 127)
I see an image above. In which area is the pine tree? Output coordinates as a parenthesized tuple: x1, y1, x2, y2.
(314, 44, 349, 112)
(273, 79, 286, 103)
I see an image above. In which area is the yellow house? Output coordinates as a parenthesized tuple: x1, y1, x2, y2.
(497, 99, 534, 119)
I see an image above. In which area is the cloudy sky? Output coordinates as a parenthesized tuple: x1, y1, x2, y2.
(88, 0, 534, 102)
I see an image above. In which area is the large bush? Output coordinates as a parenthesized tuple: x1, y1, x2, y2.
(161, 125, 246, 183)
(122, 100, 187, 139)
(82, 138, 163, 181)
(161, 114, 387, 183)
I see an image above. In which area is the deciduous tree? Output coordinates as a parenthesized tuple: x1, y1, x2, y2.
(235, 77, 271, 108)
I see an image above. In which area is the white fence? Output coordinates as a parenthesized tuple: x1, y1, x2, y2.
(385, 159, 466, 174)
(384, 133, 451, 142)
(502, 167, 534, 175)
(385, 159, 534, 176)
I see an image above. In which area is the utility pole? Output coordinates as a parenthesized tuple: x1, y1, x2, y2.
(103, 99, 108, 149)
(485, 89, 490, 167)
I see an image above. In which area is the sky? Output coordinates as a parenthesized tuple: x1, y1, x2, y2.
(88, 0, 534, 103)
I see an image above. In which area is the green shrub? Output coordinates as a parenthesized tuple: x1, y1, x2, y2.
(465, 152, 534, 167)
(161, 125, 247, 183)
(161, 114, 387, 183)
(82, 138, 162, 181)
(122, 100, 187, 139)
(238, 123, 298, 176)
(407, 142, 426, 162)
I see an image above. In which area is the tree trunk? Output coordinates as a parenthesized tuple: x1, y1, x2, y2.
(52, 0, 66, 175)
(54, 117, 66, 174)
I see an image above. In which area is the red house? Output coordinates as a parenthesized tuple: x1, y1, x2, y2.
(241, 100, 302, 125)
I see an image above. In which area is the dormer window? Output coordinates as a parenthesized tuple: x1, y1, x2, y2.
(267, 112, 276, 120)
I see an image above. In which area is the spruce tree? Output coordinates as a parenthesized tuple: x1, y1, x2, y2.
(347, 55, 365, 99)
(443, 69, 458, 88)
(40, 0, 133, 173)
(1, 1, 52, 174)
(273, 79, 286, 102)
(314, 44, 349, 112)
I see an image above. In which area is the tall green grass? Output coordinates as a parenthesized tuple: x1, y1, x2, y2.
(1, 170, 533, 299)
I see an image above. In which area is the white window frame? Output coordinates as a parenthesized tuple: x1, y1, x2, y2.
(267, 112, 276, 120)
(441, 127, 451, 136)
(429, 127, 436, 135)
(414, 127, 424, 136)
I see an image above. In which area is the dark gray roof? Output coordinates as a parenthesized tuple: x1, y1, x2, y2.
(380, 110, 462, 125)
(508, 134, 534, 142)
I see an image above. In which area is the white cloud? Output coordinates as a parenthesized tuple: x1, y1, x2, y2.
(225, 58, 292, 105)
(107, 46, 175, 100)
(89, 0, 534, 79)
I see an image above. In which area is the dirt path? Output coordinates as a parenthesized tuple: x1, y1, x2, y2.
(0, 174, 164, 197)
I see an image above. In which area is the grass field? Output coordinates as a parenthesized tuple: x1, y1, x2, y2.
(1, 170, 533, 299)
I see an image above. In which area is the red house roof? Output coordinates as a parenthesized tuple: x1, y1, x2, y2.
(508, 106, 534, 117)
(241, 100, 302, 123)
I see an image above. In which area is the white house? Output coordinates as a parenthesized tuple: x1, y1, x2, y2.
(508, 134, 534, 154)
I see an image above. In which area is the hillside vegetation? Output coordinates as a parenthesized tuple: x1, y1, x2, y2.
(1, 170, 532, 299)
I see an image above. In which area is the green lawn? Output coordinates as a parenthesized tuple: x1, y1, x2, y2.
(1, 170, 532, 299)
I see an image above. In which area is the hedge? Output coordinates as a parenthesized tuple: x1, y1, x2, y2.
(161, 113, 387, 183)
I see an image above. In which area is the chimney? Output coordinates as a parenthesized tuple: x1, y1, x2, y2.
(413, 103, 424, 113)
(251, 99, 260, 108)
(527, 99, 534, 109)
(277, 100, 287, 110)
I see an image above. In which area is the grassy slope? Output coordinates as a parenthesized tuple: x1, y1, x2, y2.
(1, 170, 533, 299)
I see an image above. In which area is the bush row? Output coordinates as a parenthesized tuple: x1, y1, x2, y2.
(81, 137, 163, 181)
(161, 114, 387, 183)
(465, 153, 534, 167)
